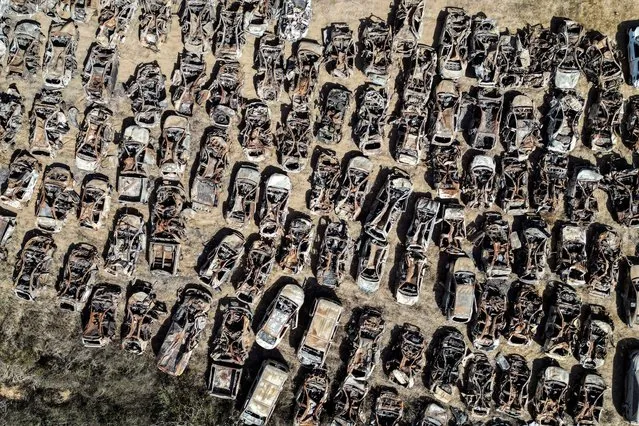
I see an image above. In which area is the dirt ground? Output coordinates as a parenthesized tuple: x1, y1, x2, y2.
(2, 0, 639, 425)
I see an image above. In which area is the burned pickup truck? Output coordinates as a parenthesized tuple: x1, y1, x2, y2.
(207, 299, 253, 400)
(149, 181, 187, 276)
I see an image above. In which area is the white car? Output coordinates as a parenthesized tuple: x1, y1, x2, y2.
(256, 283, 305, 350)
(629, 26, 639, 88)
(240, 360, 289, 426)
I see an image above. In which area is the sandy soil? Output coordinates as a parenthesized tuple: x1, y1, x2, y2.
(1, 0, 639, 425)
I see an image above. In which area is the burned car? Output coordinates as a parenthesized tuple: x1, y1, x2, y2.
(370, 387, 403, 426)
(79, 175, 111, 230)
(461, 352, 494, 417)
(205, 60, 244, 114)
(516, 214, 551, 283)
(501, 93, 541, 158)
(149, 181, 186, 276)
(364, 169, 412, 242)
(225, 163, 260, 227)
(557, 224, 588, 287)
(308, 148, 340, 215)
(240, 100, 272, 162)
(386, 323, 426, 389)
(287, 41, 322, 111)
(427, 79, 460, 146)
(428, 327, 466, 402)
(35, 165, 79, 233)
(506, 282, 544, 346)
(191, 117, 229, 211)
(29, 89, 70, 157)
(553, 19, 583, 90)
(207, 299, 253, 400)
(394, 114, 427, 166)
(242, 0, 273, 37)
(401, 44, 437, 116)
(81, 284, 122, 348)
(278, 217, 314, 274)
(495, 354, 531, 418)
(57, 243, 99, 312)
(315, 85, 351, 145)
(256, 34, 285, 102)
(476, 212, 512, 278)
(0, 86, 24, 147)
(259, 172, 291, 239)
(256, 282, 304, 350)
(416, 403, 450, 426)
(361, 17, 393, 86)
(117, 125, 153, 203)
(294, 368, 330, 426)
(170, 51, 207, 116)
(138, 0, 172, 51)
(437, 7, 470, 79)
(297, 297, 342, 367)
(214, 5, 245, 60)
(531, 151, 568, 213)
(180, 0, 215, 52)
(276, 111, 312, 173)
(199, 231, 244, 289)
(587, 226, 621, 298)
(104, 209, 146, 276)
(43, 20, 78, 89)
(577, 304, 613, 369)
(543, 283, 581, 359)
(395, 248, 427, 306)
(332, 376, 369, 426)
(500, 154, 529, 215)
(469, 14, 499, 85)
(462, 154, 496, 209)
(235, 239, 276, 304)
(532, 366, 570, 426)
(0, 152, 41, 210)
(471, 282, 507, 351)
(0, 214, 16, 261)
(82, 44, 119, 104)
(14, 233, 56, 301)
(585, 88, 623, 154)
(157, 286, 212, 376)
(406, 197, 439, 250)
(96, 0, 137, 47)
(545, 89, 584, 154)
(159, 115, 191, 179)
(573, 373, 606, 426)
(463, 88, 503, 151)
(346, 307, 385, 381)
(75, 106, 114, 171)
(323, 22, 356, 79)
(625, 95, 639, 151)
(357, 236, 389, 293)
(353, 86, 387, 155)
(392, 0, 425, 56)
(439, 203, 466, 255)
(567, 167, 602, 224)
(335, 155, 374, 221)
(603, 166, 639, 227)
(6, 20, 42, 78)
(121, 280, 168, 354)
(443, 256, 477, 323)
(316, 219, 352, 288)
(126, 61, 167, 128)
(430, 143, 461, 199)
(279, 0, 311, 42)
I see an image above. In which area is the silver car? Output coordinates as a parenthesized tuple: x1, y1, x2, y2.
(626, 350, 639, 424)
